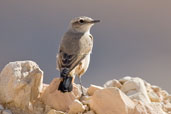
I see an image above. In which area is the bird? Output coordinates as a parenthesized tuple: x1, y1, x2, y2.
(56, 16, 100, 95)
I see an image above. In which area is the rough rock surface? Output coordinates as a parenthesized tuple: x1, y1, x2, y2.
(120, 77, 151, 103)
(0, 61, 171, 114)
(0, 61, 43, 110)
(2, 110, 12, 114)
(87, 85, 103, 96)
(90, 87, 135, 114)
(47, 109, 65, 114)
(40, 78, 81, 112)
(104, 79, 122, 89)
(68, 99, 85, 114)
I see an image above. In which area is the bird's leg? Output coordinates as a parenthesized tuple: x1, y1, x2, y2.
(78, 76, 85, 96)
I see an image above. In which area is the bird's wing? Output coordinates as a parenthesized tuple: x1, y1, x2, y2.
(57, 51, 87, 74)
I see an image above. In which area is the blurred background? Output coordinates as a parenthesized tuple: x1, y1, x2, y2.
(0, 0, 171, 92)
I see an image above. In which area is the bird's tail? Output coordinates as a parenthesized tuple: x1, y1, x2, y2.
(58, 76, 73, 92)
(58, 69, 73, 92)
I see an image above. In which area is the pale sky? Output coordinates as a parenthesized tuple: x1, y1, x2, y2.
(0, 0, 171, 92)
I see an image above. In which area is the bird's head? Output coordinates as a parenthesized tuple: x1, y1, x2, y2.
(69, 16, 100, 33)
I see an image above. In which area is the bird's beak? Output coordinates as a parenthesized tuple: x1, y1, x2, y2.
(90, 20, 100, 23)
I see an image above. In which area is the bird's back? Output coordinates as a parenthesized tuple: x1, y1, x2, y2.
(59, 31, 93, 55)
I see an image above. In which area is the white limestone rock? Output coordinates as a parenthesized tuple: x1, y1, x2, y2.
(104, 79, 122, 89)
(0, 104, 4, 110)
(0, 60, 170, 114)
(90, 88, 135, 114)
(40, 78, 81, 112)
(120, 77, 151, 103)
(87, 85, 103, 96)
(2, 110, 12, 114)
(80, 95, 91, 105)
(83, 110, 95, 114)
(0, 61, 43, 109)
(68, 99, 85, 114)
(47, 109, 65, 114)
(119, 76, 132, 84)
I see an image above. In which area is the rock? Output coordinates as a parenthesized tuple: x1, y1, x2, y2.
(76, 84, 88, 96)
(47, 109, 65, 114)
(90, 88, 135, 114)
(164, 103, 171, 112)
(151, 85, 161, 93)
(0, 104, 4, 110)
(120, 77, 151, 103)
(0, 61, 43, 109)
(147, 103, 166, 114)
(68, 99, 85, 114)
(87, 85, 103, 96)
(80, 96, 91, 105)
(133, 99, 167, 114)
(148, 90, 161, 102)
(40, 84, 49, 95)
(1, 61, 171, 114)
(161, 90, 170, 102)
(2, 110, 12, 114)
(40, 78, 81, 112)
(119, 76, 132, 84)
(31, 100, 46, 114)
(104, 79, 122, 89)
(83, 110, 95, 114)
(133, 100, 148, 114)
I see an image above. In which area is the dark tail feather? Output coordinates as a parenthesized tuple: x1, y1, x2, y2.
(58, 76, 73, 92)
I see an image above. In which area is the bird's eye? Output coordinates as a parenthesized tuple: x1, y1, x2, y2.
(79, 19, 84, 23)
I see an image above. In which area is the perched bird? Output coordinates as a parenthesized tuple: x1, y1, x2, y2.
(56, 16, 100, 94)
